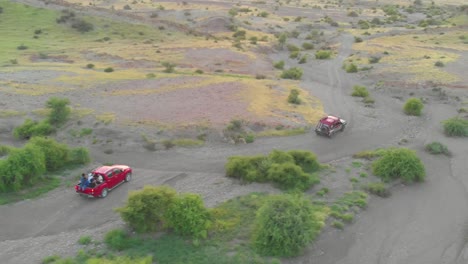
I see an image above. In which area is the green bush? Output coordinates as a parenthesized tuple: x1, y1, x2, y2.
(289, 50, 300, 59)
(298, 56, 307, 64)
(403, 98, 424, 116)
(78, 235, 92, 245)
(368, 56, 381, 63)
(104, 229, 132, 251)
(268, 150, 295, 164)
(442, 117, 468, 137)
(252, 194, 323, 256)
(273, 60, 284, 69)
(0, 145, 46, 192)
(287, 89, 301, 104)
(315, 50, 332, 59)
(354, 36, 363, 43)
(358, 20, 370, 29)
(225, 155, 269, 182)
(161, 62, 175, 73)
(71, 19, 94, 33)
(286, 44, 300, 52)
(104, 67, 114, 72)
(372, 148, 425, 183)
(116, 186, 177, 233)
(226, 150, 320, 190)
(345, 63, 358, 73)
(351, 85, 369, 97)
(165, 193, 211, 239)
(13, 119, 53, 139)
(67, 147, 90, 165)
(288, 150, 320, 173)
(425, 142, 450, 155)
(46, 97, 71, 126)
(280, 67, 303, 80)
(267, 163, 318, 190)
(29, 137, 69, 171)
(245, 133, 255, 143)
(301, 42, 314, 50)
(364, 182, 390, 197)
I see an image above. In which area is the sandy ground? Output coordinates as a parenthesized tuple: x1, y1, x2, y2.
(1, 1, 468, 263)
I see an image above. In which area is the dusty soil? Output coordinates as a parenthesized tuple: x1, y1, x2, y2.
(1, 0, 468, 263)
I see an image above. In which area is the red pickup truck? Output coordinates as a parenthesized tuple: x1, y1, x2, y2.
(75, 165, 132, 198)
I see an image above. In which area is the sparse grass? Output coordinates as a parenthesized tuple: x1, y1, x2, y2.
(95, 112, 115, 124)
(0, 109, 24, 118)
(78, 235, 92, 245)
(363, 182, 390, 198)
(257, 127, 307, 137)
(0, 177, 61, 205)
(351, 85, 369, 97)
(331, 221, 344, 229)
(316, 187, 329, 197)
(351, 161, 362, 168)
(172, 138, 204, 147)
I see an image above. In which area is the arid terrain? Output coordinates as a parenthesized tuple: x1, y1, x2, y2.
(0, 0, 467, 263)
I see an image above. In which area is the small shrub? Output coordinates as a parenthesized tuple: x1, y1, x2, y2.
(71, 19, 94, 33)
(104, 67, 114, 72)
(425, 142, 450, 155)
(364, 182, 391, 197)
(255, 74, 266, 79)
(13, 119, 53, 139)
(345, 63, 358, 73)
(17, 44, 28, 50)
(165, 193, 211, 239)
(280, 67, 303, 80)
(298, 56, 307, 64)
(46, 97, 71, 126)
(252, 194, 324, 257)
(274, 60, 285, 70)
(104, 229, 131, 251)
(348, 11, 359, 17)
(67, 147, 90, 165)
(42, 255, 61, 264)
(78, 235, 92, 245)
(369, 56, 381, 64)
(245, 134, 255, 143)
(316, 187, 329, 197)
(351, 85, 369, 97)
(29, 137, 69, 172)
(403, 98, 424, 116)
(226, 119, 243, 131)
(301, 42, 314, 50)
(162, 140, 175, 149)
(144, 73, 156, 79)
(289, 50, 300, 59)
(287, 89, 301, 104)
(372, 148, 425, 183)
(116, 186, 177, 233)
(363, 96, 375, 104)
(434, 61, 444, 67)
(315, 50, 332, 59)
(194, 69, 204, 74)
(442, 117, 468, 137)
(267, 162, 318, 190)
(86, 63, 95, 69)
(354, 36, 363, 43)
(287, 44, 300, 52)
(161, 61, 175, 73)
(288, 150, 320, 173)
(332, 221, 344, 229)
(358, 20, 370, 29)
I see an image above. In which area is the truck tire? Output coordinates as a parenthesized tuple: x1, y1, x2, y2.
(101, 188, 108, 198)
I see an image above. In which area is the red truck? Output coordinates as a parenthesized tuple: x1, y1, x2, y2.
(75, 165, 132, 198)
